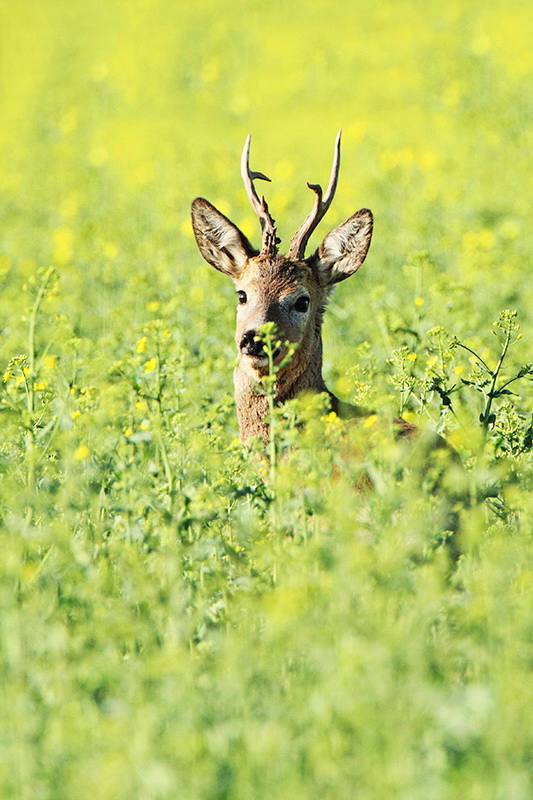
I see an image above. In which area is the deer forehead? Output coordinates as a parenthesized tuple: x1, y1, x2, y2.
(237, 257, 318, 300)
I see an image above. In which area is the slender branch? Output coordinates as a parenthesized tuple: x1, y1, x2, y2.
(455, 341, 492, 374)
(480, 326, 513, 446)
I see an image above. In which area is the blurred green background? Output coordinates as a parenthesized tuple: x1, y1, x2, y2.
(2, 0, 532, 382)
(1, 2, 532, 799)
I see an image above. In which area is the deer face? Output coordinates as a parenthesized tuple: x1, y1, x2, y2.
(191, 132, 373, 386)
(233, 255, 320, 377)
(191, 198, 373, 383)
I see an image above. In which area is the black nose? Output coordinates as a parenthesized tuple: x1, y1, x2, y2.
(240, 329, 264, 357)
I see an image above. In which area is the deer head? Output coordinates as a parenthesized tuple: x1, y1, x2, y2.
(191, 131, 373, 439)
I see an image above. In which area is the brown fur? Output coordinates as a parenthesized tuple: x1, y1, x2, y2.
(191, 197, 373, 441)
(192, 138, 461, 560)
(191, 135, 374, 441)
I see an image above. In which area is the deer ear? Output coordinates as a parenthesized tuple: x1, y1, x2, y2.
(191, 197, 258, 279)
(317, 209, 373, 286)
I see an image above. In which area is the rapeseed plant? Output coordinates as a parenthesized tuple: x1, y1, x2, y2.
(0, 1, 531, 798)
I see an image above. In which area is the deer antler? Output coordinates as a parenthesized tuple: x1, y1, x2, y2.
(288, 130, 342, 260)
(241, 134, 280, 258)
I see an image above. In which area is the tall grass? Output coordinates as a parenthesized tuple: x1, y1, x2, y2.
(0, 1, 532, 798)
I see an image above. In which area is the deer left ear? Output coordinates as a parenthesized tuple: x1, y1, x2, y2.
(191, 197, 258, 279)
(317, 208, 373, 286)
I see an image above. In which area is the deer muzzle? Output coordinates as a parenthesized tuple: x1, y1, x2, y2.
(239, 329, 284, 364)
(239, 329, 265, 358)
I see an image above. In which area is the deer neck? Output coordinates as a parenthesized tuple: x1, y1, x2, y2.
(234, 334, 328, 442)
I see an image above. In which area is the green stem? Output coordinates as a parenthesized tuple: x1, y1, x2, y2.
(480, 327, 512, 448)
(267, 339, 276, 483)
(455, 342, 492, 374)
(497, 373, 524, 393)
(25, 268, 54, 523)
(154, 348, 174, 510)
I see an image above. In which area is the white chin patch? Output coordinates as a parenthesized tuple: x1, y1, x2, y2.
(245, 354, 268, 367)
(241, 354, 269, 375)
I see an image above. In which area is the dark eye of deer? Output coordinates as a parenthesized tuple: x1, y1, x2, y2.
(294, 296, 310, 313)
(237, 291, 247, 305)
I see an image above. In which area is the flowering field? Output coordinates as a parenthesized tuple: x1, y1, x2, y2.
(1, 1, 532, 798)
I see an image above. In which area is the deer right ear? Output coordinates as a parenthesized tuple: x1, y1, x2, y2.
(191, 198, 258, 279)
(317, 208, 373, 286)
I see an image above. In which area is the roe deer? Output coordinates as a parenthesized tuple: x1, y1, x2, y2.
(191, 132, 408, 443)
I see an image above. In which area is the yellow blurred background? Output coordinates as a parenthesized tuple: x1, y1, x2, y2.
(1, 0, 531, 329)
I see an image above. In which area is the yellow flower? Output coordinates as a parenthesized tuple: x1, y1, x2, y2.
(140, 420, 150, 431)
(448, 428, 466, 449)
(136, 337, 147, 354)
(43, 355, 57, 369)
(103, 242, 118, 259)
(500, 219, 520, 240)
(143, 358, 157, 373)
(71, 410, 81, 419)
(407, 352, 417, 362)
(124, 427, 133, 437)
(323, 411, 341, 429)
(34, 380, 47, 391)
(420, 151, 438, 170)
(189, 285, 204, 303)
(462, 229, 496, 252)
(3, 371, 10, 383)
(0, 255, 10, 276)
(364, 414, 378, 428)
(74, 444, 90, 460)
(213, 198, 231, 217)
(335, 376, 352, 396)
(147, 301, 160, 312)
(53, 227, 74, 265)
(414, 297, 424, 307)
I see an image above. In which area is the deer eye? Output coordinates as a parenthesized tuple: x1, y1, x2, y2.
(294, 295, 310, 313)
(237, 291, 247, 305)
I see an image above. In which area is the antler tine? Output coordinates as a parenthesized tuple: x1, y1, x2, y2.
(241, 134, 279, 257)
(241, 135, 269, 217)
(288, 129, 342, 260)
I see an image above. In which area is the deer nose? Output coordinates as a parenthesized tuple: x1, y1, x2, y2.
(240, 329, 264, 357)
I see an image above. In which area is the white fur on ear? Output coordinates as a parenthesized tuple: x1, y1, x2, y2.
(318, 208, 373, 285)
(191, 198, 258, 279)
